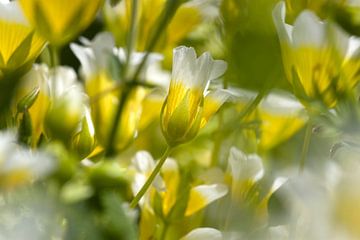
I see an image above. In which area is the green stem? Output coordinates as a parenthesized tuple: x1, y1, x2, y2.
(105, 86, 130, 157)
(123, 0, 138, 78)
(160, 221, 169, 240)
(49, 45, 60, 97)
(49, 45, 60, 68)
(130, 146, 173, 208)
(299, 121, 312, 172)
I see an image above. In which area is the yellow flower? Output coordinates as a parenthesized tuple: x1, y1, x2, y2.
(0, 1, 45, 76)
(258, 90, 307, 150)
(273, 1, 360, 108)
(103, 0, 220, 59)
(71, 33, 167, 151)
(19, 0, 103, 46)
(0, 131, 55, 190)
(130, 151, 228, 240)
(16, 64, 87, 147)
(161, 46, 228, 146)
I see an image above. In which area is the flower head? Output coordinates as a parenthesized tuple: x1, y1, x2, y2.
(19, 0, 103, 46)
(71, 32, 169, 151)
(273, 1, 360, 107)
(0, 1, 45, 76)
(161, 46, 228, 145)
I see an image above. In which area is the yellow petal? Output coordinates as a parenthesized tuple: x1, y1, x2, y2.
(19, 0, 103, 45)
(185, 184, 228, 216)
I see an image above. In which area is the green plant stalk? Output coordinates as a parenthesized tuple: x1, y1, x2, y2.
(105, 0, 138, 157)
(130, 146, 173, 208)
(105, 86, 130, 157)
(123, 0, 138, 78)
(299, 121, 312, 172)
(159, 220, 170, 240)
(49, 45, 60, 68)
(131, 0, 181, 81)
(49, 45, 60, 96)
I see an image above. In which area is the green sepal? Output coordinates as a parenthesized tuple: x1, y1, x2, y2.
(71, 116, 95, 159)
(7, 32, 33, 70)
(166, 91, 191, 142)
(17, 87, 40, 112)
(18, 109, 33, 146)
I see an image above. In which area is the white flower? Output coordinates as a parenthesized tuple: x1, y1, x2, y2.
(161, 46, 229, 145)
(272, 1, 360, 107)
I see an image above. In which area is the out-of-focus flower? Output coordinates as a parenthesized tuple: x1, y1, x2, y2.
(19, 0, 104, 46)
(130, 151, 228, 240)
(229, 88, 307, 150)
(71, 32, 170, 151)
(226, 147, 264, 201)
(258, 90, 307, 150)
(103, 0, 221, 53)
(180, 227, 223, 240)
(161, 46, 229, 146)
(0, 1, 45, 77)
(273, 1, 360, 108)
(15, 64, 89, 150)
(0, 131, 55, 189)
(223, 147, 287, 231)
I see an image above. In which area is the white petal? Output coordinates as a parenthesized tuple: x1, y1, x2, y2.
(0, 1, 28, 25)
(228, 147, 264, 182)
(132, 151, 156, 174)
(259, 90, 305, 115)
(185, 184, 228, 216)
(131, 151, 165, 193)
(330, 24, 349, 58)
(172, 46, 197, 88)
(272, 1, 293, 45)
(292, 10, 326, 48)
(346, 36, 360, 58)
(209, 60, 227, 81)
(185, 0, 222, 20)
(70, 43, 96, 79)
(181, 228, 223, 240)
(205, 89, 232, 106)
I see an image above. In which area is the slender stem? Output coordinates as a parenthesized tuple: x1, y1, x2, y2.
(132, 0, 181, 81)
(105, 86, 130, 157)
(299, 121, 312, 172)
(123, 0, 138, 78)
(130, 146, 173, 208)
(49, 45, 60, 68)
(160, 221, 169, 240)
(49, 45, 60, 97)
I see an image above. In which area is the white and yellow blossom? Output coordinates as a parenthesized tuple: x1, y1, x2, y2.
(0, 1, 45, 76)
(258, 90, 307, 150)
(228, 88, 307, 150)
(19, 0, 104, 46)
(16, 64, 88, 147)
(273, 1, 360, 107)
(130, 150, 228, 240)
(104, 0, 221, 54)
(71, 32, 170, 151)
(0, 131, 55, 189)
(161, 46, 229, 145)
